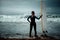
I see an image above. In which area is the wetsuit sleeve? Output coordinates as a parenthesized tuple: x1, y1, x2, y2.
(27, 16, 31, 23)
(35, 16, 41, 20)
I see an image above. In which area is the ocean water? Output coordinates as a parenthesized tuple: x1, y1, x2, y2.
(0, 15, 60, 39)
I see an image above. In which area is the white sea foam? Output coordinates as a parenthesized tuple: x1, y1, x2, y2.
(0, 15, 27, 22)
(0, 15, 60, 22)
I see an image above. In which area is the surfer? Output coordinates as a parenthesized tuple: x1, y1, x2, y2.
(27, 11, 42, 37)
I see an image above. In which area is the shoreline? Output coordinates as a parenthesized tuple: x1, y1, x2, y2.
(0, 35, 60, 40)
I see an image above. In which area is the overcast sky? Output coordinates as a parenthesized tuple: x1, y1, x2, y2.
(0, 0, 60, 15)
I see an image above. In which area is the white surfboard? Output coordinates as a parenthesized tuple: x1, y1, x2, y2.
(40, 0, 47, 33)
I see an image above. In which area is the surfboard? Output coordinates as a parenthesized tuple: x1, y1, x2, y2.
(40, 0, 47, 33)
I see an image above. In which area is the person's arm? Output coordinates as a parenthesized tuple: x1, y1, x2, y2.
(35, 15, 42, 20)
(27, 16, 31, 23)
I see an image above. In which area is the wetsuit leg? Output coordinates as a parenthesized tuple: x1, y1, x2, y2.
(29, 23, 33, 37)
(34, 23, 37, 36)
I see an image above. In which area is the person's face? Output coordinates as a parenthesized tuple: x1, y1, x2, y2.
(32, 13, 35, 16)
(31, 11, 35, 16)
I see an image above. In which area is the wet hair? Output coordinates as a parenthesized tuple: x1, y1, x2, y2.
(31, 11, 35, 15)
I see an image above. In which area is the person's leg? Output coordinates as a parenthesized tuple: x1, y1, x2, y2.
(29, 23, 33, 37)
(34, 23, 37, 37)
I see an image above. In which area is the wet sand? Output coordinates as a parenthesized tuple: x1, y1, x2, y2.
(0, 35, 60, 40)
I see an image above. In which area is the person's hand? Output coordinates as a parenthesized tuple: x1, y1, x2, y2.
(40, 15, 43, 18)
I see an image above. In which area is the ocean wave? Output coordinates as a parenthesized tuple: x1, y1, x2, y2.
(0, 15, 60, 22)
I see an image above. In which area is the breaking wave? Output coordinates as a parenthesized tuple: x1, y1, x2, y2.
(0, 15, 60, 22)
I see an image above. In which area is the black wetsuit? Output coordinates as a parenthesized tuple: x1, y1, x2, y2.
(27, 15, 41, 37)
